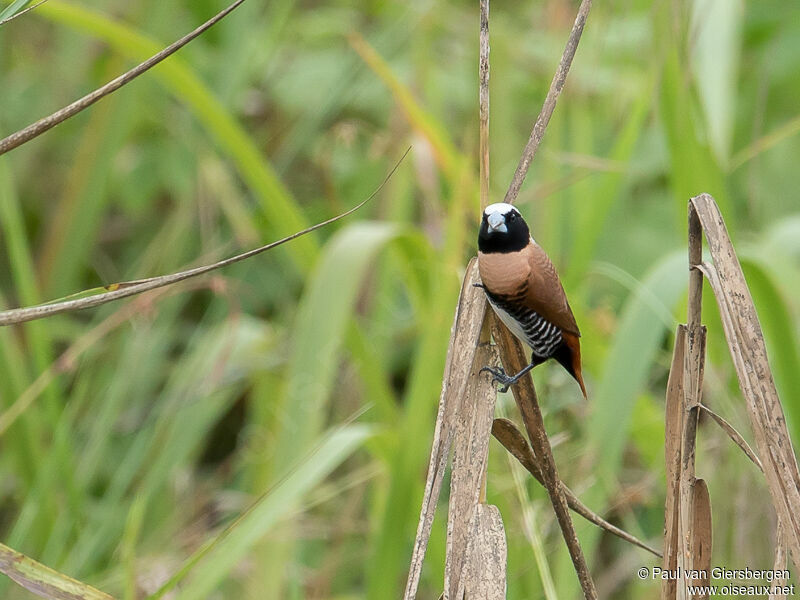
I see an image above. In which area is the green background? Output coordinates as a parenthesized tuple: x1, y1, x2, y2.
(1, 0, 799, 597)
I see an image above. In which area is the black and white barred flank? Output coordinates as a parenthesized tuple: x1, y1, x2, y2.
(485, 291, 563, 359)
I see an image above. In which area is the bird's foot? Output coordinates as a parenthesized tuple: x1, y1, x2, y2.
(479, 365, 516, 393)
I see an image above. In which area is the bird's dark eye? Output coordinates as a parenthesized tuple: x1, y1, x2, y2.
(509, 212, 516, 222)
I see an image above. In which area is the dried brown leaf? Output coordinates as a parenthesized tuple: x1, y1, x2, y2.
(691, 193, 800, 570)
(690, 479, 712, 591)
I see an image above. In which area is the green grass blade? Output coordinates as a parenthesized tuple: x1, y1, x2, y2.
(0, 541, 113, 600)
(0, 0, 32, 21)
(272, 222, 401, 467)
(158, 425, 372, 600)
(36, 1, 316, 272)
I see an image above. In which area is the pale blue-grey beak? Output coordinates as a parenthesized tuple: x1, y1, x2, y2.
(487, 212, 507, 233)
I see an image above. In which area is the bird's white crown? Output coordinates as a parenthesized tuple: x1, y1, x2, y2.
(483, 202, 517, 217)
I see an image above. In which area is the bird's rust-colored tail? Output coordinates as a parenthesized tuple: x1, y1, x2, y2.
(561, 333, 588, 400)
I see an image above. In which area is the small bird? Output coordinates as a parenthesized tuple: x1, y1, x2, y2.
(476, 202, 587, 398)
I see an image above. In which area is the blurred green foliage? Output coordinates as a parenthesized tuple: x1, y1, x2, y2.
(1, 0, 799, 598)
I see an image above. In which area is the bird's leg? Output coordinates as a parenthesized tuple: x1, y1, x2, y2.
(480, 361, 536, 393)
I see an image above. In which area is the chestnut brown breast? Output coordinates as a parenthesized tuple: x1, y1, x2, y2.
(478, 242, 580, 337)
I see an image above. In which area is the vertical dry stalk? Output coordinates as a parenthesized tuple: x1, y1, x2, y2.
(769, 522, 789, 600)
(490, 315, 598, 599)
(406, 0, 598, 594)
(675, 207, 712, 599)
(403, 259, 489, 600)
(462, 504, 507, 599)
(479, 0, 490, 210)
(444, 342, 504, 599)
(663, 325, 686, 600)
(503, 0, 593, 205)
(691, 193, 800, 570)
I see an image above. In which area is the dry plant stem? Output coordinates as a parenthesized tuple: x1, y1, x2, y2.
(0, 0, 248, 155)
(0, 149, 407, 326)
(492, 418, 662, 558)
(502, 0, 593, 205)
(676, 205, 712, 599)
(692, 193, 800, 570)
(462, 504, 507, 599)
(403, 258, 489, 600)
(769, 522, 789, 600)
(663, 325, 686, 600)
(479, 0, 490, 209)
(445, 341, 503, 600)
(490, 314, 597, 599)
(697, 403, 763, 472)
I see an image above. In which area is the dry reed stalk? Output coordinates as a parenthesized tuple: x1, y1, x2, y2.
(769, 522, 789, 600)
(0, 0, 249, 156)
(406, 0, 603, 594)
(670, 205, 713, 600)
(479, 0, 490, 210)
(462, 504, 507, 599)
(664, 193, 800, 600)
(503, 0, 593, 205)
(690, 193, 800, 570)
(0, 150, 407, 327)
(491, 418, 661, 557)
(490, 315, 598, 599)
(444, 341, 504, 599)
(663, 325, 686, 600)
(697, 403, 763, 472)
(403, 259, 489, 599)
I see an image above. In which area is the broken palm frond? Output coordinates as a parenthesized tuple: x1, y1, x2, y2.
(0, 149, 407, 327)
(491, 418, 661, 558)
(503, 0, 593, 205)
(689, 193, 800, 571)
(0, 0, 248, 155)
(490, 315, 598, 599)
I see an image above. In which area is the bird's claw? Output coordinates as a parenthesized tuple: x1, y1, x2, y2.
(473, 282, 486, 290)
(480, 365, 513, 393)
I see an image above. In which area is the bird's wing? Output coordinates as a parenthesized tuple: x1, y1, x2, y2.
(524, 242, 581, 337)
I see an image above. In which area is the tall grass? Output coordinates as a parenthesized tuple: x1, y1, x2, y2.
(1, 0, 799, 598)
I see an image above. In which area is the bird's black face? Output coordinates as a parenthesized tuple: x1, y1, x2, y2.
(478, 203, 530, 253)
